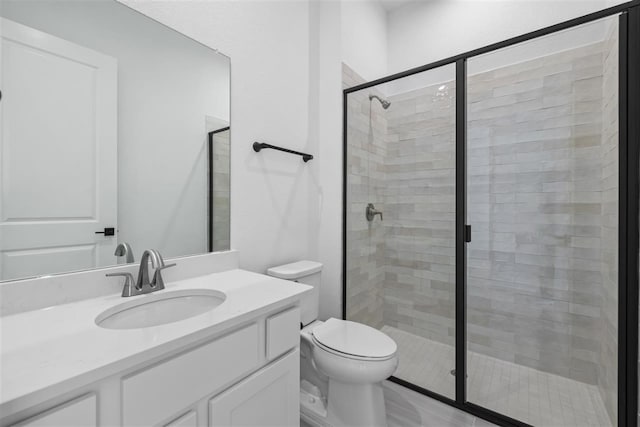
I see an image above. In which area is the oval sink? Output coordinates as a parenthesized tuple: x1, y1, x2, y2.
(96, 289, 226, 330)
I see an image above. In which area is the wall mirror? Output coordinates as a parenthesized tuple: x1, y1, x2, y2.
(0, 0, 231, 281)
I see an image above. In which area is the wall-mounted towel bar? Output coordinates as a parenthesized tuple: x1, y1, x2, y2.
(253, 142, 313, 162)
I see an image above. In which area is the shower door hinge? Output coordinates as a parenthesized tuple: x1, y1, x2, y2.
(464, 225, 472, 243)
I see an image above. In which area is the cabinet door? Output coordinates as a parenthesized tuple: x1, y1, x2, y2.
(12, 394, 96, 427)
(122, 323, 259, 426)
(165, 411, 197, 427)
(209, 350, 299, 427)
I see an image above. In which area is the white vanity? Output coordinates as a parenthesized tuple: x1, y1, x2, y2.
(0, 251, 310, 427)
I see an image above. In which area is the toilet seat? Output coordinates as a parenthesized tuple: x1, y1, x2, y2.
(311, 318, 397, 361)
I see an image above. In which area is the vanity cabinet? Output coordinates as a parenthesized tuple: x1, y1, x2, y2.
(122, 323, 260, 426)
(209, 350, 299, 426)
(6, 306, 301, 427)
(13, 394, 96, 427)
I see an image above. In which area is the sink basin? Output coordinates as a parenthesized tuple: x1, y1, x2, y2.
(95, 289, 226, 330)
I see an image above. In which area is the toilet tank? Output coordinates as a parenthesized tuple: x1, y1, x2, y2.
(267, 260, 322, 326)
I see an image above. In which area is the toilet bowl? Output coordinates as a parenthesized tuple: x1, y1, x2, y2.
(267, 261, 398, 427)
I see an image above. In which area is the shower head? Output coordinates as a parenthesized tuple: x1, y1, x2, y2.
(369, 94, 391, 109)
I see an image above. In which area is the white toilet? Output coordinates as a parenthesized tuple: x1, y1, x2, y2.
(267, 261, 398, 427)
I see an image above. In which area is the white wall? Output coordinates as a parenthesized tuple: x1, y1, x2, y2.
(387, 0, 625, 75)
(311, 0, 344, 319)
(341, 0, 388, 81)
(122, 0, 320, 281)
(124, 0, 347, 320)
(1, 0, 230, 262)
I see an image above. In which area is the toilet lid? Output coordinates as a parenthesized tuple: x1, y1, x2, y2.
(311, 318, 397, 359)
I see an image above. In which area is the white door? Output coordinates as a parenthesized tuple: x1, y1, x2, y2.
(209, 350, 300, 427)
(0, 18, 117, 281)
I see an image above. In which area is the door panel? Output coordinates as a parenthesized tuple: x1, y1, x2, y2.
(1, 245, 95, 281)
(0, 18, 117, 280)
(344, 63, 457, 399)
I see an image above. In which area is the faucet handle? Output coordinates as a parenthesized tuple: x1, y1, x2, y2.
(151, 263, 176, 290)
(106, 272, 138, 297)
(366, 203, 383, 222)
(150, 249, 167, 268)
(157, 263, 176, 271)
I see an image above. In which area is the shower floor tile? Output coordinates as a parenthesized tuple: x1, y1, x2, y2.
(382, 326, 612, 427)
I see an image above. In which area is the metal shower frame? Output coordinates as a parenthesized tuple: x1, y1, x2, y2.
(342, 2, 640, 426)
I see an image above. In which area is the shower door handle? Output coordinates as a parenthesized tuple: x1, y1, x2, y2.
(464, 225, 472, 243)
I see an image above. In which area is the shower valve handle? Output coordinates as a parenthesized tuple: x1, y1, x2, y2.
(366, 203, 383, 222)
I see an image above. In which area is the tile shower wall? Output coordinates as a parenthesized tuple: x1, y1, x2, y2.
(211, 129, 230, 252)
(346, 34, 617, 424)
(598, 19, 619, 423)
(344, 63, 386, 329)
(465, 41, 607, 386)
(383, 79, 457, 346)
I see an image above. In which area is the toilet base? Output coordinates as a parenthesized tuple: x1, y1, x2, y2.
(326, 379, 387, 427)
(300, 380, 388, 427)
(300, 387, 331, 427)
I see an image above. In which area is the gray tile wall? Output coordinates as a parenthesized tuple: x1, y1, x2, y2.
(211, 129, 230, 252)
(344, 64, 386, 329)
(384, 79, 457, 346)
(465, 42, 607, 386)
(598, 20, 619, 424)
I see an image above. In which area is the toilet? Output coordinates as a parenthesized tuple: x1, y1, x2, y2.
(267, 261, 398, 427)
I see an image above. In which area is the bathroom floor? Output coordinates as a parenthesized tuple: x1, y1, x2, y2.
(384, 380, 496, 427)
(382, 326, 612, 427)
(300, 380, 495, 427)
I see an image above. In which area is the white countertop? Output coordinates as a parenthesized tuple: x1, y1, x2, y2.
(0, 269, 311, 414)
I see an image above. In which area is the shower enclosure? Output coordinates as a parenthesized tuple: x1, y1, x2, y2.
(343, 3, 639, 427)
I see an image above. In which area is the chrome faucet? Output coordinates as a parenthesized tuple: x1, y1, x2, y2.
(150, 251, 176, 290)
(137, 249, 161, 291)
(105, 272, 137, 297)
(114, 242, 135, 263)
(105, 249, 175, 297)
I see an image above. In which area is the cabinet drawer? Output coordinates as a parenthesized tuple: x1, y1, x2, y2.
(12, 394, 96, 427)
(266, 307, 300, 360)
(122, 323, 259, 426)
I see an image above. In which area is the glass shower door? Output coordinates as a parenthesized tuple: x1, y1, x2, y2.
(465, 16, 619, 426)
(344, 63, 457, 399)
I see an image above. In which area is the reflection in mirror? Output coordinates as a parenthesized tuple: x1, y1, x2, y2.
(208, 123, 230, 253)
(0, 0, 231, 281)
